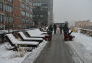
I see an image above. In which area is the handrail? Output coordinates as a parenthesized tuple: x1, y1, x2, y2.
(78, 28, 92, 32)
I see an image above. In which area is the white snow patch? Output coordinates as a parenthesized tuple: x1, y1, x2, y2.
(22, 40, 47, 63)
(65, 32, 92, 63)
(0, 40, 47, 63)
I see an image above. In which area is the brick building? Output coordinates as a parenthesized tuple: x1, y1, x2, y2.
(0, 0, 33, 30)
(13, 0, 21, 29)
(13, 0, 33, 29)
(0, 0, 13, 30)
(0, 0, 53, 29)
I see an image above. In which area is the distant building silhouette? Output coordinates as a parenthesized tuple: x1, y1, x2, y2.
(75, 20, 92, 29)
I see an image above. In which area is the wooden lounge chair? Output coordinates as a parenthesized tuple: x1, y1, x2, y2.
(26, 31, 45, 38)
(5, 34, 39, 50)
(18, 32, 43, 43)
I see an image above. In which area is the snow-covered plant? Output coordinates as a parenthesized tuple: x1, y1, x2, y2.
(17, 47, 27, 57)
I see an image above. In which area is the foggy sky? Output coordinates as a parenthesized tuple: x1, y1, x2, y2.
(53, 0, 92, 24)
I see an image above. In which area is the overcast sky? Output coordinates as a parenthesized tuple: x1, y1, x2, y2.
(53, 0, 92, 24)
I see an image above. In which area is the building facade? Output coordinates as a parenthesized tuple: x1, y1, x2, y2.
(32, 0, 48, 27)
(48, 0, 53, 24)
(32, 0, 53, 27)
(13, 0, 33, 29)
(0, 0, 53, 29)
(0, 0, 33, 30)
(0, 0, 13, 30)
(19, 0, 33, 29)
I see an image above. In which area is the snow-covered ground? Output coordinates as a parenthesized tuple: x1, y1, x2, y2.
(65, 32, 92, 63)
(22, 40, 47, 63)
(0, 40, 47, 63)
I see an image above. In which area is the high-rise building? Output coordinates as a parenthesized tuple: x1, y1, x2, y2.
(48, 0, 53, 24)
(32, 0, 53, 26)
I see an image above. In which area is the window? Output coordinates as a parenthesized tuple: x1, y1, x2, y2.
(30, 14, 32, 18)
(22, 19, 26, 23)
(0, 3, 3, 10)
(7, 0, 13, 3)
(21, 3, 25, 8)
(8, 17, 13, 22)
(0, 14, 4, 23)
(4, 16, 7, 22)
(26, 6, 30, 10)
(0, 14, 2, 22)
(4, 16, 13, 23)
(8, 5, 12, 12)
(26, 12, 30, 17)
(21, 11, 26, 16)
(40, 15, 43, 18)
(4, 16, 8, 23)
(4, 5, 13, 12)
(30, 8, 32, 11)
(33, 3, 41, 6)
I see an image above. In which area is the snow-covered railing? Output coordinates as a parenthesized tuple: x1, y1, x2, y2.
(78, 28, 92, 36)
(79, 28, 92, 31)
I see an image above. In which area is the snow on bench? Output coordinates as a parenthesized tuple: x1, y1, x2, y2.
(78, 28, 92, 32)
(26, 31, 45, 38)
(18, 32, 43, 41)
(6, 34, 39, 46)
(28, 29, 47, 35)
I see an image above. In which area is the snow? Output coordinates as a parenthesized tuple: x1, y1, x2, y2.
(0, 28, 47, 63)
(0, 40, 47, 63)
(6, 34, 39, 45)
(27, 31, 45, 37)
(29, 29, 47, 34)
(22, 40, 47, 63)
(18, 32, 43, 40)
(65, 31, 92, 63)
(0, 43, 25, 63)
(27, 30, 45, 37)
(1, 28, 92, 63)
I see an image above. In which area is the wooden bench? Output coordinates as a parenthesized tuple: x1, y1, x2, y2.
(26, 31, 45, 38)
(18, 32, 43, 43)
